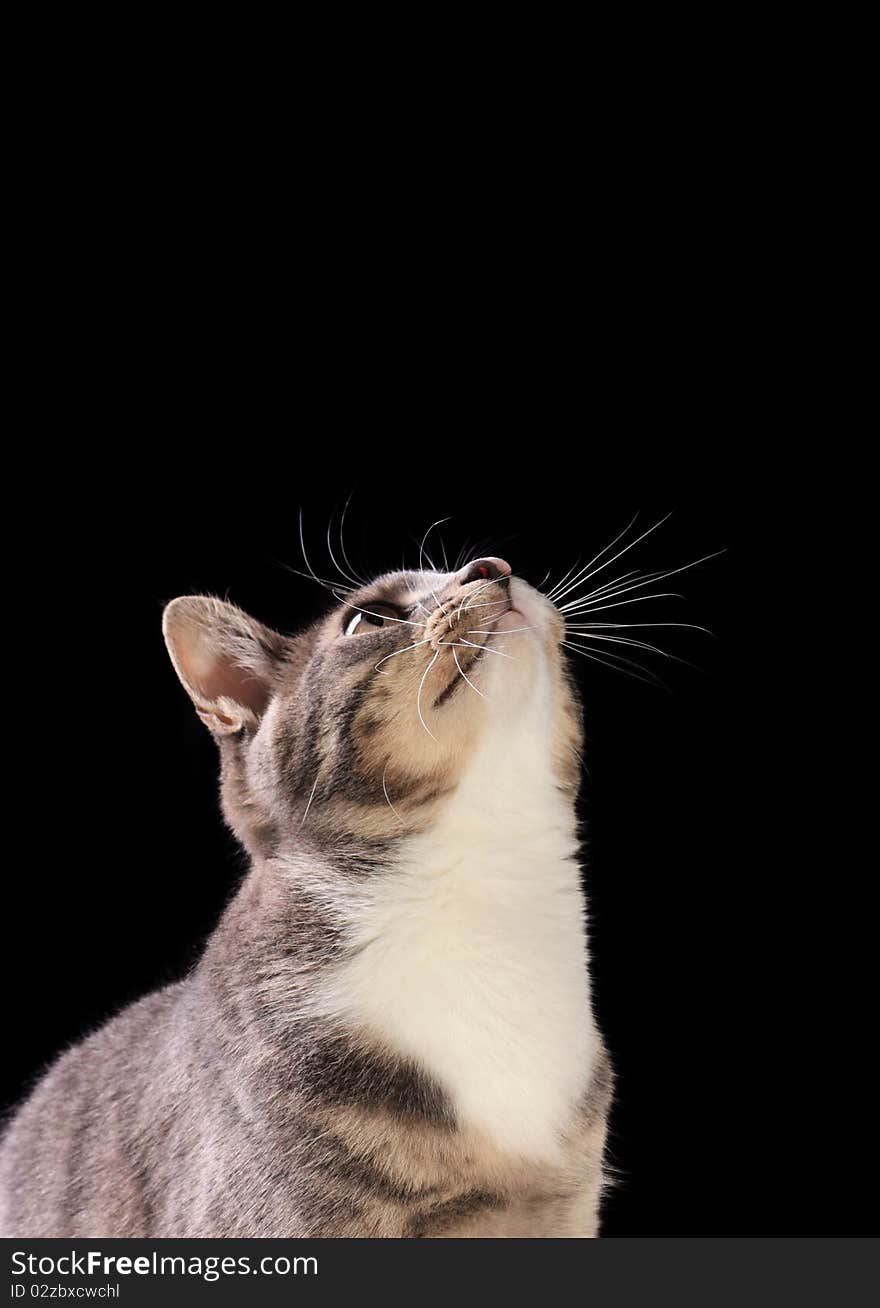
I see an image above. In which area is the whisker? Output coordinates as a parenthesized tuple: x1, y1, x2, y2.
(438, 640, 512, 660)
(326, 509, 361, 590)
(292, 511, 355, 593)
(381, 764, 406, 826)
(418, 517, 452, 577)
(339, 492, 368, 586)
(298, 508, 320, 586)
(553, 512, 674, 607)
(417, 518, 453, 617)
(458, 574, 509, 621)
(567, 621, 713, 634)
(276, 561, 354, 593)
(549, 512, 643, 605)
(545, 558, 583, 602)
(453, 539, 472, 572)
(454, 638, 515, 660)
(563, 568, 644, 605)
(300, 774, 320, 826)
(561, 592, 684, 616)
(565, 630, 691, 665)
(416, 650, 441, 741)
(568, 630, 661, 650)
(561, 576, 667, 611)
(374, 638, 433, 672)
(467, 626, 535, 634)
(453, 646, 485, 698)
(561, 640, 665, 688)
(561, 549, 724, 614)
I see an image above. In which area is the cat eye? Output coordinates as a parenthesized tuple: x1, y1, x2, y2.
(344, 602, 400, 635)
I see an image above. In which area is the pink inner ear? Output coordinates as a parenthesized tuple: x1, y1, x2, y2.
(206, 657, 271, 717)
(183, 644, 270, 718)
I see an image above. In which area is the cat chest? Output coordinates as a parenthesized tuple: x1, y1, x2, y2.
(315, 841, 599, 1164)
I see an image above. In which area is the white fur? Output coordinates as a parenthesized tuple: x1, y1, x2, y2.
(315, 599, 600, 1163)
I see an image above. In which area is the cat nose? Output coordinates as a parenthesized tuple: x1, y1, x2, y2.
(457, 557, 512, 587)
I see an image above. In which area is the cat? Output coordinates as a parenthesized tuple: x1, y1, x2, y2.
(0, 556, 612, 1237)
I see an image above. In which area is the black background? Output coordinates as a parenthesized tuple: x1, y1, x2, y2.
(4, 447, 872, 1236)
(2, 70, 872, 1233)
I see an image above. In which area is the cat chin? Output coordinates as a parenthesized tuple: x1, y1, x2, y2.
(508, 577, 559, 629)
(494, 606, 527, 631)
(482, 579, 560, 661)
(472, 582, 559, 719)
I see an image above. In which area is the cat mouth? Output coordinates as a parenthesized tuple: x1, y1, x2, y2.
(430, 598, 525, 709)
(432, 647, 485, 707)
(425, 578, 537, 708)
(493, 605, 525, 631)
(483, 579, 540, 637)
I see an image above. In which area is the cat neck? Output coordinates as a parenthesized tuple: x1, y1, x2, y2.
(203, 712, 599, 1163)
(308, 720, 599, 1164)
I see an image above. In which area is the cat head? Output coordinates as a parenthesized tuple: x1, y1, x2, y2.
(163, 558, 582, 858)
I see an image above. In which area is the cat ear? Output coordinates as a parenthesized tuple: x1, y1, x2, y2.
(163, 596, 288, 737)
